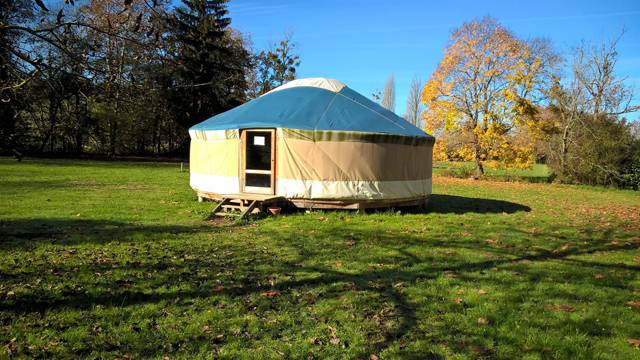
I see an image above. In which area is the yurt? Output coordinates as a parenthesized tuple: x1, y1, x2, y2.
(189, 78, 435, 209)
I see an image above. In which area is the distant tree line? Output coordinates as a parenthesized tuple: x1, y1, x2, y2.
(0, 0, 299, 158)
(421, 17, 640, 189)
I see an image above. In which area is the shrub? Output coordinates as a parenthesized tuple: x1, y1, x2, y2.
(621, 150, 640, 190)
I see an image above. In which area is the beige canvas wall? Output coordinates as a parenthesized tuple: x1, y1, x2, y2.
(189, 128, 433, 200)
(189, 130, 240, 194)
(277, 137, 432, 182)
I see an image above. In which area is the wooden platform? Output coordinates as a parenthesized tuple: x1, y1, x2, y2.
(200, 192, 286, 222)
(198, 192, 283, 203)
(198, 191, 428, 214)
(289, 197, 429, 210)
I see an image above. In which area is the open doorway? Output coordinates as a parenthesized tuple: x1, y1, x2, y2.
(241, 129, 275, 194)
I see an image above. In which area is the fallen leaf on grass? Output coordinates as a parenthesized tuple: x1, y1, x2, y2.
(343, 282, 357, 291)
(89, 325, 102, 336)
(303, 292, 319, 304)
(213, 286, 224, 293)
(553, 244, 570, 253)
(369, 355, 379, 360)
(628, 339, 640, 348)
(454, 297, 463, 304)
(212, 334, 224, 343)
(477, 289, 487, 295)
(484, 239, 497, 245)
(545, 304, 575, 312)
(593, 273, 604, 279)
(626, 300, 640, 308)
(443, 271, 456, 278)
(471, 346, 493, 356)
(327, 325, 341, 345)
(261, 290, 281, 298)
(477, 317, 489, 326)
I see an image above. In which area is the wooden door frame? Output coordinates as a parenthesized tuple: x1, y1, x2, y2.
(239, 129, 276, 195)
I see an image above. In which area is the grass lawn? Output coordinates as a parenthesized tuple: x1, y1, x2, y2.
(433, 162, 551, 182)
(1, 158, 639, 359)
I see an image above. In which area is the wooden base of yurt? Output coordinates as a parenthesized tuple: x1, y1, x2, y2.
(197, 191, 429, 211)
(289, 197, 429, 210)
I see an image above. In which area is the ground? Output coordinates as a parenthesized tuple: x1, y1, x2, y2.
(1, 158, 639, 359)
(433, 162, 551, 183)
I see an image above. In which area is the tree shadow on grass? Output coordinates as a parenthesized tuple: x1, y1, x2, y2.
(2, 216, 638, 358)
(426, 194, 531, 214)
(287, 194, 531, 216)
(248, 227, 638, 357)
(0, 218, 225, 249)
(366, 194, 531, 215)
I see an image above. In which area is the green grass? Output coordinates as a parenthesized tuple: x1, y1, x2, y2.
(1, 158, 639, 359)
(434, 161, 552, 182)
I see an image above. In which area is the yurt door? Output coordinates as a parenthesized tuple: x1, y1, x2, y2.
(241, 129, 275, 195)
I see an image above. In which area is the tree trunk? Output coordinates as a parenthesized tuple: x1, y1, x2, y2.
(472, 132, 484, 177)
(153, 114, 160, 155)
(39, 97, 59, 153)
(109, 118, 117, 157)
(474, 151, 484, 177)
(560, 124, 570, 176)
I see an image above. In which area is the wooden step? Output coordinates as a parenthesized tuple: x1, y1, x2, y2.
(209, 197, 276, 222)
(221, 204, 244, 210)
(210, 198, 231, 215)
(214, 212, 241, 217)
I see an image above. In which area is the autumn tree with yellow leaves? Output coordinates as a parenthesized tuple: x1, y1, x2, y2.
(422, 17, 557, 175)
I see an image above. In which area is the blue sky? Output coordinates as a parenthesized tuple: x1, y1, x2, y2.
(227, 0, 640, 120)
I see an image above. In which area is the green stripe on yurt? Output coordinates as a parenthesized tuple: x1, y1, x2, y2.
(281, 128, 434, 146)
(191, 129, 239, 140)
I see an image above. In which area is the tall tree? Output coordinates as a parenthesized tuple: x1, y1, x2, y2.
(422, 17, 556, 175)
(76, 0, 161, 155)
(0, 0, 33, 156)
(381, 73, 395, 112)
(170, 0, 249, 128)
(247, 33, 300, 98)
(2, 0, 163, 156)
(543, 35, 639, 185)
(404, 75, 422, 127)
